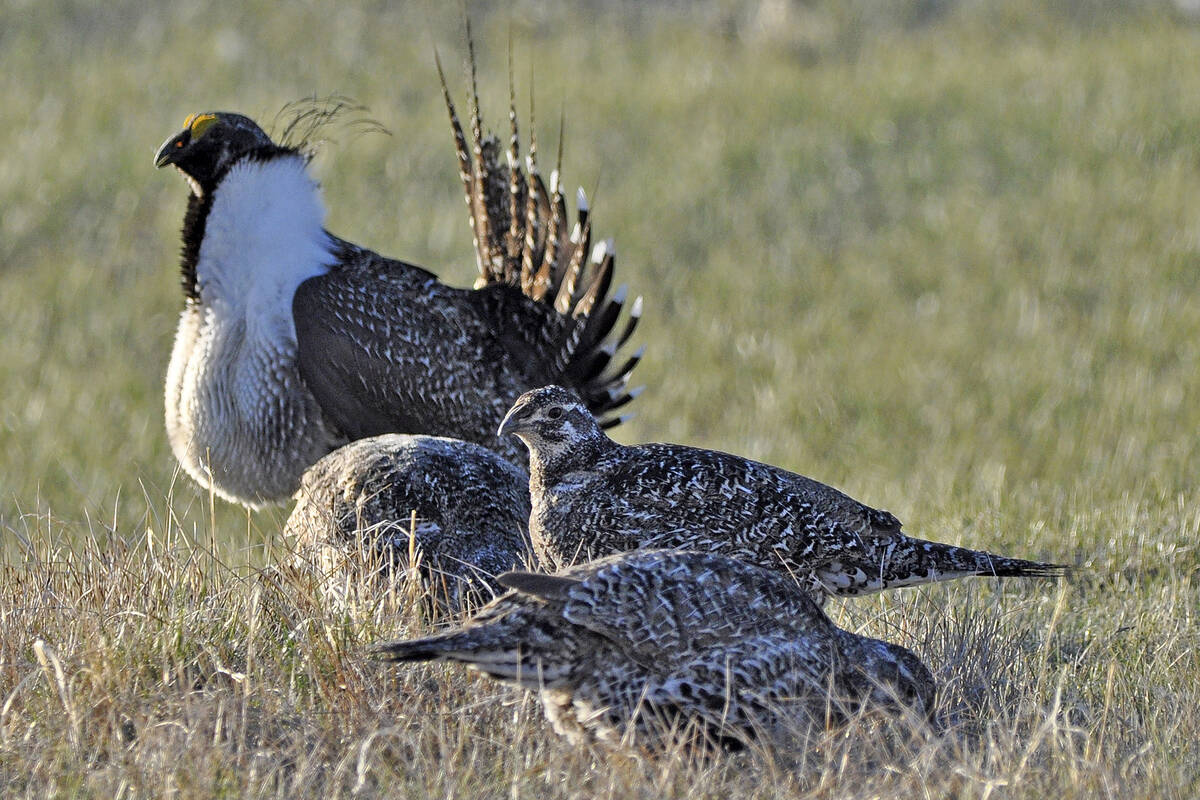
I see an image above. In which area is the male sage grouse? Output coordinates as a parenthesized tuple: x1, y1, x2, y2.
(498, 386, 1068, 598)
(285, 434, 533, 613)
(375, 549, 935, 750)
(153, 60, 641, 507)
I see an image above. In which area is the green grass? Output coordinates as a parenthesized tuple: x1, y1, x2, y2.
(2, 0, 1199, 796)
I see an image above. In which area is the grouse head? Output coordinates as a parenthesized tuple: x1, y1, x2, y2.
(154, 112, 279, 196)
(841, 635, 937, 725)
(498, 386, 609, 468)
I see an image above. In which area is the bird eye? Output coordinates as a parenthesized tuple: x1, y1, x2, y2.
(547, 407, 564, 420)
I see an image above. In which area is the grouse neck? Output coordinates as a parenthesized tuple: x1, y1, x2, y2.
(527, 431, 616, 488)
(178, 189, 213, 303)
(178, 147, 328, 305)
(194, 152, 332, 307)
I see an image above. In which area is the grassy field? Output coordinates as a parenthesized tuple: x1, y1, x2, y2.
(2, 0, 1199, 796)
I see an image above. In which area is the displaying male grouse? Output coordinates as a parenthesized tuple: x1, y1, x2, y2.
(498, 386, 1068, 598)
(286, 434, 533, 613)
(375, 549, 935, 749)
(154, 64, 641, 507)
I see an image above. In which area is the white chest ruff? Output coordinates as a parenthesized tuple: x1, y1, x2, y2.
(164, 155, 339, 506)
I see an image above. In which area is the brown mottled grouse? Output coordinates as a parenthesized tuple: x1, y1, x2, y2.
(153, 54, 640, 507)
(375, 549, 935, 749)
(498, 385, 1068, 598)
(286, 434, 532, 612)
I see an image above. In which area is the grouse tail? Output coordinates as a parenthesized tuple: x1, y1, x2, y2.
(821, 538, 1070, 596)
(372, 622, 569, 687)
(436, 28, 642, 429)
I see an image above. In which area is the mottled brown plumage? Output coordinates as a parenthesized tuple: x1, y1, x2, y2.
(499, 386, 1069, 597)
(375, 549, 935, 749)
(286, 434, 533, 612)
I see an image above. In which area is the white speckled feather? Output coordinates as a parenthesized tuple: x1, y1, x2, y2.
(499, 386, 1069, 599)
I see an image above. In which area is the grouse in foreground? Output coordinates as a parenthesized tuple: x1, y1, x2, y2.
(375, 549, 935, 749)
(498, 386, 1068, 597)
(154, 62, 641, 507)
(286, 434, 532, 612)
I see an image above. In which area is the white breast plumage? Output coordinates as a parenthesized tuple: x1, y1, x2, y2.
(197, 155, 331, 328)
(165, 154, 337, 506)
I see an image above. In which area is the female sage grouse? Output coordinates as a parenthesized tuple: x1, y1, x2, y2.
(498, 386, 1068, 598)
(285, 434, 533, 613)
(375, 549, 935, 749)
(153, 55, 641, 507)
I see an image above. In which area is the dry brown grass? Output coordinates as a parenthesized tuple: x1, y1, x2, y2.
(1, 492, 1196, 798)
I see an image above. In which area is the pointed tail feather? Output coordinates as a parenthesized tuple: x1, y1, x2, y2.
(972, 554, 1070, 580)
(373, 632, 568, 686)
(923, 541, 1071, 582)
(505, 42, 524, 284)
(573, 238, 615, 319)
(373, 629, 508, 667)
(820, 539, 1070, 597)
(441, 35, 643, 429)
(372, 638, 450, 664)
(435, 49, 490, 285)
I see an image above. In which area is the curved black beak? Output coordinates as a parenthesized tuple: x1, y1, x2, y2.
(497, 399, 533, 438)
(154, 129, 189, 168)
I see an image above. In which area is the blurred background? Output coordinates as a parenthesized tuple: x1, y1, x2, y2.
(1, 0, 1197, 572)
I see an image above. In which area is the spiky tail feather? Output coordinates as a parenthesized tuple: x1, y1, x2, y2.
(969, 553, 1070, 580)
(437, 32, 642, 428)
(373, 629, 519, 674)
(373, 628, 567, 688)
(372, 638, 449, 664)
(821, 539, 1070, 597)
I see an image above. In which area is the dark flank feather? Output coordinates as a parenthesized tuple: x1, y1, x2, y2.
(374, 550, 936, 750)
(498, 386, 1071, 599)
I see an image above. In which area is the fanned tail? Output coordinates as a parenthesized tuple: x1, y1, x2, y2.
(438, 32, 643, 429)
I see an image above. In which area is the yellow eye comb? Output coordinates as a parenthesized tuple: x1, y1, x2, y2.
(182, 113, 218, 138)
